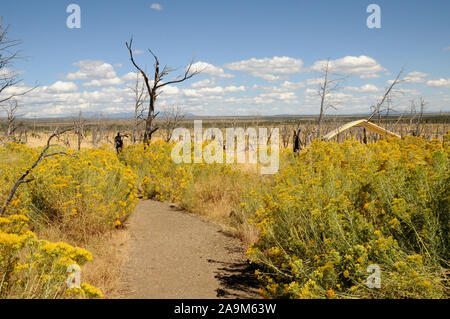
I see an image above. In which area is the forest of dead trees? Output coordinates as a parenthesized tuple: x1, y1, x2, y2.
(0, 22, 448, 151)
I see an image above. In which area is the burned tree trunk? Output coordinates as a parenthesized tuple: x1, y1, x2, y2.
(126, 37, 202, 145)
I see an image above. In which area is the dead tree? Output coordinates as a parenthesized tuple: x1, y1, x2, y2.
(316, 59, 347, 138)
(129, 72, 148, 144)
(366, 69, 404, 130)
(161, 105, 186, 142)
(0, 19, 36, 106)
(1, 98, 19, 142)
(281, 124, 291, 149)
(73, 110, 86, 150)
(0, 128, 72, 216)
(414, 97, 425, 137)
(91, 128, 101, 147)
(126, 37, 202, 144)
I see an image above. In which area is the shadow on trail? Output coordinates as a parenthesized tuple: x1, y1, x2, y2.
(207, 259, 261, 298)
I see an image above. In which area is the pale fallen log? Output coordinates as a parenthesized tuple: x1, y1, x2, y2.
(322, 119, 401, 140)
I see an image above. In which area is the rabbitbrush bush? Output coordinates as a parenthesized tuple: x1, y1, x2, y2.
(0, 143, 139, 298)
(120, 141, 192, 202)
(0, 213, 102, 298)
(244, 136, 449, 299)
(121, 137, 449, 299)
(0, 144, 139, 239)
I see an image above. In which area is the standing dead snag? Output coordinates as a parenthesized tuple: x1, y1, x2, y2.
(365, 69, 404, 136)
(129, 72, 148, 144)
(413, 97, 426, 137)
(73, 111, 86, 150)
(280, 124, 291, 149)
(316, 59, 347, 138)
(0, 128, 72, 216)
(161, 105, 186, 142)
(125, 37, 202, 144)
(0, 18, 36, 105)
(1, 99, 20, 143)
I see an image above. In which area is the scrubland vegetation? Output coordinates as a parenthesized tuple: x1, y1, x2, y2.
(0, 125, 449, 299)
(0, 143, 137, 298)
(119, 134, 449, 299)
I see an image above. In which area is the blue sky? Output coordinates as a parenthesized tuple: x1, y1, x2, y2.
(1, 0, 449, 117)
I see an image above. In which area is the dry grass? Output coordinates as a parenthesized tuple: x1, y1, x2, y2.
(179, 164, 262, 249)
(37, 224, 130, 298)
(81, 230, 130, 299)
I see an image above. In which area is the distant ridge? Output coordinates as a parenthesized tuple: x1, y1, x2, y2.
(11, 111, 449, 120)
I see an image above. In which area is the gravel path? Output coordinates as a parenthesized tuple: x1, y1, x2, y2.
(123, 200, 260, 299)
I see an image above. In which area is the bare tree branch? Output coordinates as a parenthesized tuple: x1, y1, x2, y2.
(0, 127, 73, 215)
(161, 105, 186, 142)
(0, 18, 37, 104)
(366, 68, 404, 124)
(125, 37, 202, 144)
(316, 58, 348, 138)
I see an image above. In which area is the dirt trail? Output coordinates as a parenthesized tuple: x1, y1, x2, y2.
(122, 200, 260, 299)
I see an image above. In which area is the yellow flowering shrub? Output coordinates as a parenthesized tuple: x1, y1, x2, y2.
(0, 145, 138, 244)
(244, 136, 448, 299)
(120, 141, 261, 228)
(0, 143, 39, 212)
(0, 143, 138, 298)
(28, 147, 139, 238)
(0, 213, 101, 299)
(120, 141, 193, 202)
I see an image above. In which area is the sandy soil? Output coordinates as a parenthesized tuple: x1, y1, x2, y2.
(122, 200, 261, 299)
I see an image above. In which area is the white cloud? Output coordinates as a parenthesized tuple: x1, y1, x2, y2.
(83, 77, 123, 87)
(8, 53, 448, 117)
(151, 3, 163, 11)
(160, 85, 180, 95)
(404, 71, 428, 83)
(304, 88, 317, 95)
(407, 71, 428, 78)
(64, 61, 141, 87)
(426, 78, 450, 88)
(47, 81, 78, 93)
(360, 74, 380, 79)
(0, 67, 24, 79)
(344, 84, 380, 92)
(182, 85, 245, 97)
(224, 85, 245, 93)
(259, 92, 298, 102)
(121, 72, 139, 82)
(67, 60, 118, 80)
(191, 79, 215, 88)
(224, 56, 304, 81)
(310, 56, 386, 79)
(191, 62, 233, 78)
(305, 78, 323, 86)
(279, 81, 306, 90)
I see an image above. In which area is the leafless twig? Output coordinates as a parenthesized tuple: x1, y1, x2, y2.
(0, 128, 72, 215)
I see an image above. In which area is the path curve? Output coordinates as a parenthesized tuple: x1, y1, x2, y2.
(123, 200, 260, 299)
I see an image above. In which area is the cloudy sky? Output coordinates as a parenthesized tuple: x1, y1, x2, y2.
(1, 0, 450, 117)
